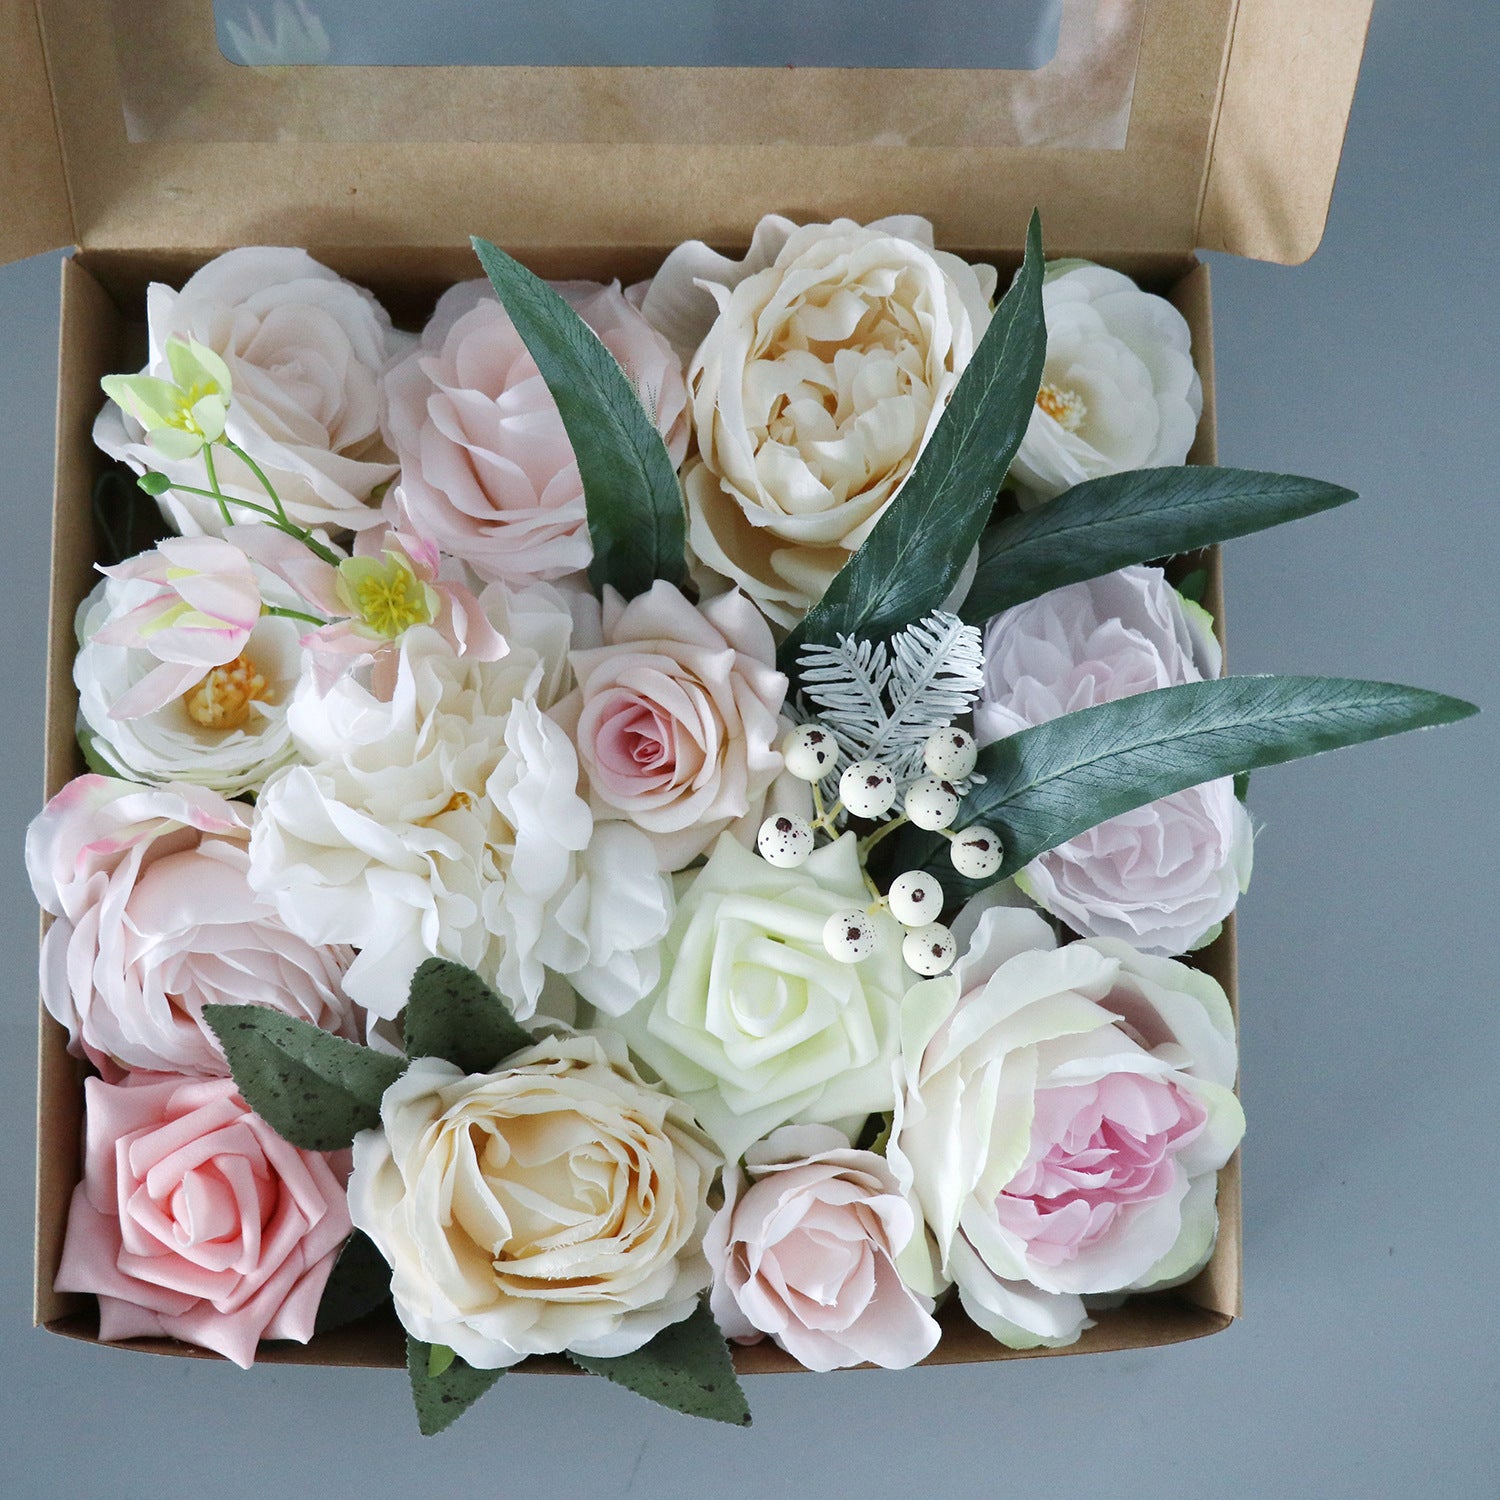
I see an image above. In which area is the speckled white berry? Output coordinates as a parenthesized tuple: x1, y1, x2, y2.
(838, 759, 897, 819)
(904, 777, 960, 831)
(757, 813, 815, 868)
(887, 870, 944, 927)
(903, 922, 956, 976)
(949, 824, 1002, 880)
(822, 909, 877, 964)
(783, 723, 839, 782)
(924, 727, 978, 780)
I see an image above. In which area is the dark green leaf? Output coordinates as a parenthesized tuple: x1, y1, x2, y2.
(1175, 567, 1210, 604)
(407, 1338, 505, 1437)
(567, 1302, 751, 1427)
(779, 211, 1047, 675)
(313, 1232, 393, 1335)
(403, 958, 536, 1074)
(961, 467, 1357, 624)
(471, 237, 686, 599)
(203, 1005, 405, 1151)
(1233, 770, 1252, 802)
(896, 676, 1477, 885)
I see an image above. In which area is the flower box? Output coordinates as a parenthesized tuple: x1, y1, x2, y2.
(9, 0, 1376, 1376)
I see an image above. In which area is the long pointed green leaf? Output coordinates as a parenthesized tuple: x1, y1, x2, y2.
(407, 1338, 505, 1437)
(894, 676, 1477, 884)
(961, 467, 1357, 624)
(779, 211, 1048, 675)
(471, 237, 687, 598)
(403, 958, 535, 1074)
(313, 1232, 393, 1335)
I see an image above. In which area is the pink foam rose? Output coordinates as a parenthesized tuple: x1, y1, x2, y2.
(26, 775, 361, 1077)
(55, 1073, 351, 1368)
(381, 278, 689, 584)
(705, 1124, 940, 1372)
(551, 580, 794, 871)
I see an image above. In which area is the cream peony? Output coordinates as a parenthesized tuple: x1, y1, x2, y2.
(889, 904, 1243, 1350)
(94, 247, 403, 537)
(976, 567, 1251, 955)
(381, 278, 689, 585)
(348, 1035, 720, 1368)
(1009, 261, 1202, 503)
(610, 833, 908, 1162)
(643, 215, 995, 626)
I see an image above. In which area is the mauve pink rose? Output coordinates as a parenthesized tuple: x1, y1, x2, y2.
(27, 775, 360, 1078)
(55, 1073, 351, 1368)
(551, 580, 793, 871)
(706, 1124, 940, 1372)
(381, 278, 689, 585)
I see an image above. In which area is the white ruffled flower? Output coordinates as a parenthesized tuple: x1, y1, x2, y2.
(248, 588, 671, 1021)
(1010, 261, 1203, 504)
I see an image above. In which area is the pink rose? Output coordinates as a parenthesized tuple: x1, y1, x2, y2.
(381, 278, 689, 585)
(551, 581, 793, 871)
(27, 776, 360, 1077)
(705, 1124, 940, 1372)
(55, 1073, 351, 1368)
(974, 566, 1252, 955)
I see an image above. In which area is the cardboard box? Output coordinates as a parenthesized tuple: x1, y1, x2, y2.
(8, 0, 1373, 1374)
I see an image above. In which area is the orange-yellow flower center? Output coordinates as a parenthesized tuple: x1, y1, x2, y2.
(182, 654, 271, 731)
(1036, 382, 1086, 433)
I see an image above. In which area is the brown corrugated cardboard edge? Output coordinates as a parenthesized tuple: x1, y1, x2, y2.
(0, 0, 73, 264)
(6, 0, 1368, 266)
(35, 247, 1242, 1374)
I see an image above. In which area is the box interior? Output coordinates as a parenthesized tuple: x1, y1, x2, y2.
(36, 242, 1240, 1374)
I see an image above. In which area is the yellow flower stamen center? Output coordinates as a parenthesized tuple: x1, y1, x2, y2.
(1036, 382, 1087, 433)
(182, 653, 271, 731)
(165, 381, 219, 435)
(345, 559, 433, 639)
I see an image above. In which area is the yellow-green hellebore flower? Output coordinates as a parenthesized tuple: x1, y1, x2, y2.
(101, 337, 233, 463)
(334, 550, 440, 640)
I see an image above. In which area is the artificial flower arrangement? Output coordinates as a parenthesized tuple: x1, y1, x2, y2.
(28, 212, 1474, 1434)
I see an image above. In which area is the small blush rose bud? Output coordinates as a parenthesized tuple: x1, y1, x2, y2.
(949, 825, 1002, 880)
(823, 909, 877, 964)
(757, 813, 815, 868)
(904, 777, 960, 831)
(838, 760, 897, 819)
(924, 727, 977, 780)
(887, 870, 944, 928)
(902, 922, 956, 976)
(783, 723, 839, 782)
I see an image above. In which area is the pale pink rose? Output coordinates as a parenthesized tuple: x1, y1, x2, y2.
(381, 278, 689, 585)
(26, 775, 360, 1078)
(974, 566, 1251, 955)
(705, 1124, 940, 1372)
(93, 537, 263, 719)
(550, 580, 791, 871)
(55, 1073, 351, 1368)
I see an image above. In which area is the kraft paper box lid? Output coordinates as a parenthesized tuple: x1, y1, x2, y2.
(4, 0, 1372, 268)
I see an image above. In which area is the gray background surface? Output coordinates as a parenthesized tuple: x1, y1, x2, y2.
(2, 2, 1496, 1495)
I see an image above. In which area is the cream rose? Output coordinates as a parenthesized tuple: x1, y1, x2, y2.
(1009, 261, 1202, 503)
(551, 581, 790, 871)
(644, 215, 995, 626)
(348, 1035, 720, 1368)
(610, 833, 908, 1162)
(889, 905, 1243, 1350)
(94, 247, 403, 537)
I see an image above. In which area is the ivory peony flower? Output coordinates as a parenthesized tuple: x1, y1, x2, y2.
(348, 1035, 719, 1369)
(888, 904, 1243, 1350)
(249, 592, 671, 1022)
(551, 581, 790, 871)
(705, 1123, 940, 1371)
(26, 776, 359, 1077)
(94, 248, 403, 537)
(975, 567, 1251, 955)
(610, 833, 908, 1162)
(1009, 261, 1202, 503)
(643, 214, 996, 626)
(381, 278, 689, 585)
(55, 1073, 351, 1368)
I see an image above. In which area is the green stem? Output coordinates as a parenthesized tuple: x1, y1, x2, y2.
(200, 445, 234, 530)
(859, 813, 909, 858)
(223, 440, 290, 528)
(263, 604, 328, 627)
(155, 480, 341, 568)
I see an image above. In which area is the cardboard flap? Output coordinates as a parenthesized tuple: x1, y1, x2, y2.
(1, 0, 73, 264)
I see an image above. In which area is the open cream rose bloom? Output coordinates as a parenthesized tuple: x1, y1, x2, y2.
(640, 215, 995, 626)
(349, 1035, 720, 1368)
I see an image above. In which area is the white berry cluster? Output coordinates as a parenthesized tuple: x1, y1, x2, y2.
(756, 722, 1003, 977)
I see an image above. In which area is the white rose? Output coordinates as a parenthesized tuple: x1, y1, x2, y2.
(642, 215, 995, 626)
(74, 575, 301, 797)
(94, 248, 405, 537)
(349, 1036, 720, 1368)
(610, 833, 908, 1161)
(1009, 261, 1203, 504)
(889, 905, 1243, 1350)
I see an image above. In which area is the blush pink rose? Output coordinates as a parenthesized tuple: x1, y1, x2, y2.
(55, 1073, 351, 1368)
(551, 580, 793, 871)
(27, 775, 360, 1078)
(705, 1124, 940, 1372)
(381, 278, 689, 584)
